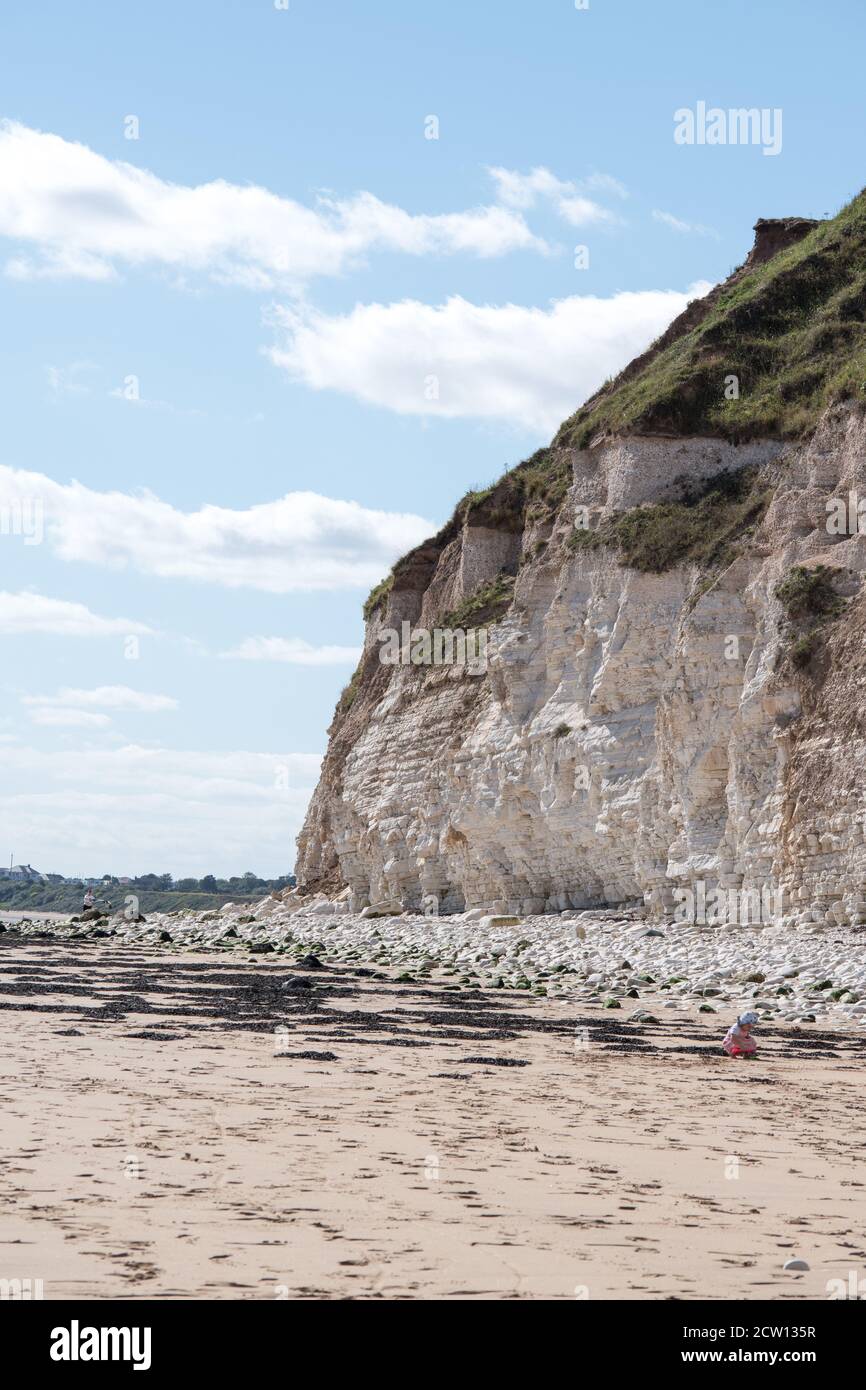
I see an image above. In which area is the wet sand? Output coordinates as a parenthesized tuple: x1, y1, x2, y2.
(1, 939, 864, 1300)
(0, 910, 70, 924)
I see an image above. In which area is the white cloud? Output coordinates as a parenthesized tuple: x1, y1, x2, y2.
(0, 468, 434, 592)
(7, 246, 118, 282)
(268, 284, 713, 434)
(27, 708, 112, 729)
(223, 637, 361, 665)
(24, 685, 178, 713)
(107, 380, 205, 416)
(652, 209, 720, 238)
(2, 744, 321, 877)
(21, 684, 177, 730)
(0, 122, 548, 287)
(582, 172, 629, 200)
(0, 590, 153, 637)
(487, 165, 625, 226)
(46, 360, 96, 398)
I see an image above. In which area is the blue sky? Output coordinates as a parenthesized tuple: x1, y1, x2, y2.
(0, 0, 863, 877)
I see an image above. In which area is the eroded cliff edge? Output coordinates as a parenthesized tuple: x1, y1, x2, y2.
(296, 198, 866, 926)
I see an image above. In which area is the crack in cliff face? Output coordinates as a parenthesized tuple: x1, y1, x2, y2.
(297, 197, 866, 926)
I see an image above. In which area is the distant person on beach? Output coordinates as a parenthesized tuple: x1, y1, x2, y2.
(82, 888, 94, 911)
(723, 1011, 758, 1057)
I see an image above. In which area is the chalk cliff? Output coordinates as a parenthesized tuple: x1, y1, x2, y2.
(296, 195, 866, 926)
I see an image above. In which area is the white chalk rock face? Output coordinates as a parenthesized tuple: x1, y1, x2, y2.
(297, 404, 866, 923)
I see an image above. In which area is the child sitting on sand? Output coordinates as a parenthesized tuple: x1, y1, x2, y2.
(723, 1011, 758, 1057)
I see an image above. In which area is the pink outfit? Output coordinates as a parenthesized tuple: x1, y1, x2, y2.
(723, 1023, 757, 1056)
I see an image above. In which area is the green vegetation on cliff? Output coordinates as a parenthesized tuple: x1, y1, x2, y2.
(362, 573, 393, 620)
(567, 465, 772, 573)
(776, 563, 848, 669)
(556, 191, 866, 447)
(362, 448, 567, 620)
(441, 571, 516, 628)
(363, 189, 866, 625)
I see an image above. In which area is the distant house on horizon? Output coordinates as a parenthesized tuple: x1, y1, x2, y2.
(0, 863, 45, 882)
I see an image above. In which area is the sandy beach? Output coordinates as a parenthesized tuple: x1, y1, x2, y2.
(1, 937, 865, 1301)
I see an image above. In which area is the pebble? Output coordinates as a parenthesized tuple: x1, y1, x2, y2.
(4, 902, 866, 1031)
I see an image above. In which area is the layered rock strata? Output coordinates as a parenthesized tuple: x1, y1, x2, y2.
(297, 403, 866, 926)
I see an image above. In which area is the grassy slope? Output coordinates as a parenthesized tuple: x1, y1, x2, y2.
(361, 189, 866, 624)
(556, 190, 866, 447)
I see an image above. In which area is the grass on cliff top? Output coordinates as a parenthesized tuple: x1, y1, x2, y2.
(567, 465, 772, 573)
(455, 447, 572, 526)
(362, 448, 568, 619)
(363, 188, 866, 622)
(556, 187, 866, 447)
(363, 573, 393, 621)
